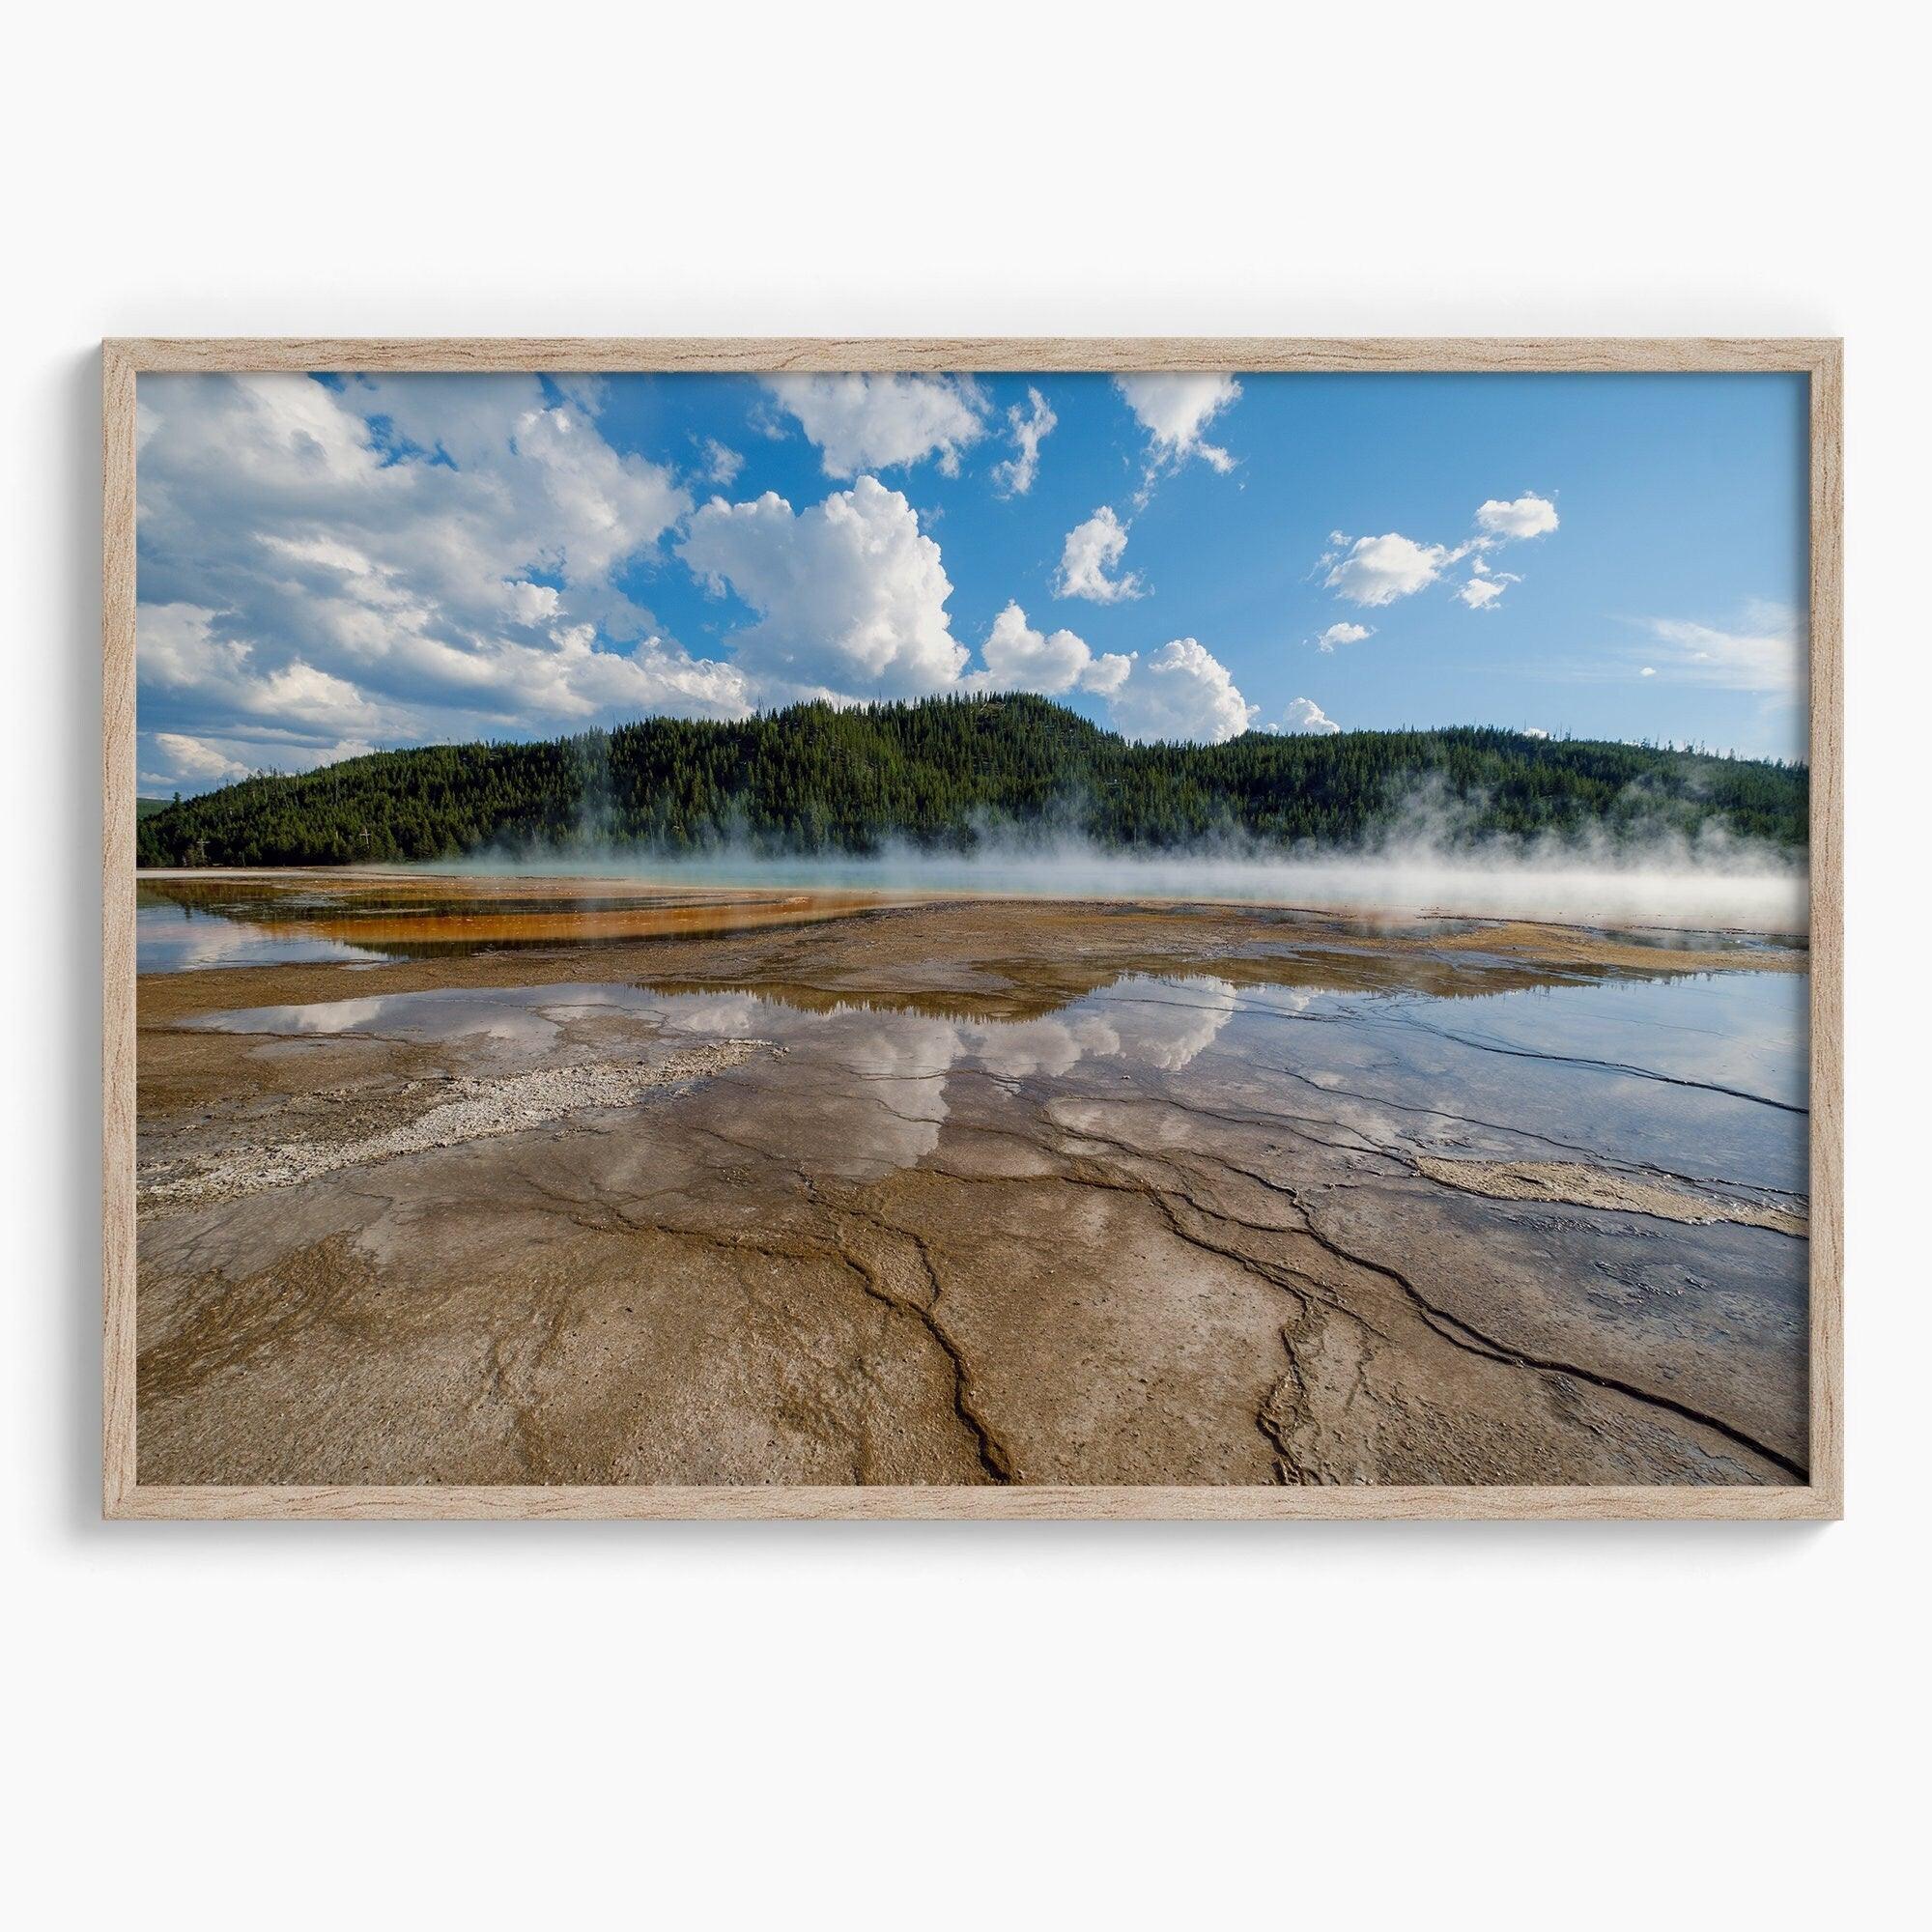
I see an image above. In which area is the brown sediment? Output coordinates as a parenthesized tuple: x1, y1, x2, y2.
(136, 877, 1804, 1018)
(133, 888, 1809, 1490)
(1413, 1156, 1807, 1236)
(144, 866, 861, 904)
(143, 868, 913, 948)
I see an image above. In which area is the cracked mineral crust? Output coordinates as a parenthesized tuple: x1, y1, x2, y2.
(133, 886, 1811, 1488)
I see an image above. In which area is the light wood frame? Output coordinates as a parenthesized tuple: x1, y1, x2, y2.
(102, 337, 1843, 1520)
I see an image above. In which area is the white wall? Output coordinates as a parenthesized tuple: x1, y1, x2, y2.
(5, 5, 1920, 1924)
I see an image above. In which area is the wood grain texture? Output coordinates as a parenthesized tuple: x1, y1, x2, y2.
(1806, 343, 1845, 1516)
(102, 341, 137, 1516)
(109, 1483, 1838, 1521)
(108, 336, 1840, 375)
(99, 337, 1846, 1522)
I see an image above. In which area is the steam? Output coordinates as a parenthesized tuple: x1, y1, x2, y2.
(449, 817, 1806, 935)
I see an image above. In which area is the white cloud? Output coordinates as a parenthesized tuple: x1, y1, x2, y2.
(252, 659, 388, 736)
(1113, 374, 1240, 474)
(1455, 558, 1521, 609)
(1273, 697, 1342, 736)
(1324, 532, 1460, 606)
(1522, 726, 1550, 739)
(1056, 506, 1145, 603)
(135, 374, 743, 785)
(139, 601, 394, 739)
(1106, 639, 1256, 744)
(152, 732, 249, 783)
(1640, 666, 1657, 677)
(139, 374, 1282, 797)
(760, 374, 988, 478)
(520, 622, 753, 721)
(696, 438, 744, 487)
(1315, 621, 1373, 652)
(502, 580, 562, 625)
(679, 476, 967, 702)
(747, 398, 791, 441)
(497, 399, 691, 581)
(1321, 490, 1559, 617)
(145, 372, 1497, 808)
(991, 387, 1057, 497)
(968, 602, 1131, 697)
(142, 726, 378, 791)
(1475, 493, 1560, 540)
(1637, 600, 1807, 692)
(139, 596, 749, 776)
(138, 599, 251, 692)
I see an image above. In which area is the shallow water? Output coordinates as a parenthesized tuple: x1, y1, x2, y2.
(136, 877, 891, 970)
(138, 895, 394, 972)
(190, 965, 1809, 1198)
(137, 869, 1803, 976)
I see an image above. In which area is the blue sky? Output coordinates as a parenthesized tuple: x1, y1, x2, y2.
(134, 368, 1809, 793)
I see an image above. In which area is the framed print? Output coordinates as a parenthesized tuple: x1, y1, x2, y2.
(102, 337, 1841, 1519)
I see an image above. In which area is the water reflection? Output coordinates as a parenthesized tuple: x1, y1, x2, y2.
(188, 974, 1245, 1178)
(1222, 975, 1810, 1195)
(186, 965, 1807, 1194)
(138, 894, 394, 972)
(1376, 972, 1808, 1107)
(190, 974, 1242, 1075)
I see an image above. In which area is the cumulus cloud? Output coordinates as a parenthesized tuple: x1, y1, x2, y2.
(135, 374, 1279, 796)
(1106, 639, 1256, 744)
(1056, 506, 1145, 604)
(1475, 492, 1560, 540)
(135, 373, 748, 788)
(1273, 697, 1342, 736)
(151, 732, 249, 783)
(967, 602, 1131, 697)
(1114, 374, 1240, 475)
(1315, 621, 1373, 652)
(1321, 489, 1559, 614)
(514, 622, 753, 720)
(139, 598, 251, 692)
(1637, 600, 1807, 692)
(1324, 532, 1461, 607)
(141, 720, 378, 791)
(760, 374, 988, 478)
(502, 580, 563, 625)
(679, 476, 968, 701)
(138, 596, 750, 794)
(991, 387, 1057, 497)
(1522, 726, 1550, 739)
(1455, 557, 1521, 609)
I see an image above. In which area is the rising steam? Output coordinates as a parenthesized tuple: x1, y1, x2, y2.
(452, 812, 1807, 934)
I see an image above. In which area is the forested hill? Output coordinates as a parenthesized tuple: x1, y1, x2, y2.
(136, 694, 1807, 868)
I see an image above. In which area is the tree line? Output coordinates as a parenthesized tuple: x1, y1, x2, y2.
(136, 694, 1809, 868)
